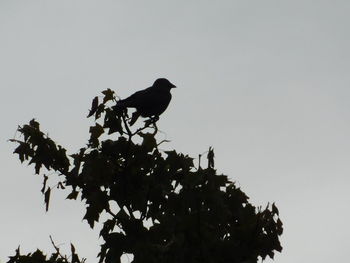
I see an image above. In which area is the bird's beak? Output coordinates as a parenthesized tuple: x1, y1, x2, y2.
(172, 84, 177, 88)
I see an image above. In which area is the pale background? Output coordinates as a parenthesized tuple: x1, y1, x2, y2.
(1, 1, 349, 262)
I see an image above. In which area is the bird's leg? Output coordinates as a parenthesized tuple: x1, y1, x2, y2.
(150, 116, 159, 134)
(152, 122, 158, 135)
(144, 115, 159, 127)
(152, 115, 159, 122)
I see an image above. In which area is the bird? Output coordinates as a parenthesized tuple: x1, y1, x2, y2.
(115, 78, 176, 125)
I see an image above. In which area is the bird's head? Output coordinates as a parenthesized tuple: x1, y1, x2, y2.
(153, 78, 176, 89)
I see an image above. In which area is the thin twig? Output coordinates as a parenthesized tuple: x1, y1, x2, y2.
(198, 154, 202, 170)
(124, 205, 136, 220)
(49, 235, 66, 260)
(122, 114, 132, 138)
(157, 139, 170, 147)
(131, 120, 156, 136)
(106, 207, 117, 218)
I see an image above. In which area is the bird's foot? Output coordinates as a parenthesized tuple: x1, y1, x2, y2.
(143, 116, 159, 134)
(144, 116, 159, 126)
(151, 115, 159, 123)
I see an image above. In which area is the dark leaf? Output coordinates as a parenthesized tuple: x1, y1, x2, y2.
(66, 190, 79, 200)
(100, 219, 116, 238)
(104, 108, 123, 135)
(89, 123, 104, 147)
(44, 187, 51, 212)
(71, 243, 76, 254)
(87, 96, 99, 118)
(272, 202, 279, 216)
(207, 146, 215, 168)
(41, 174, 48, 193)
(95, 104, 105, 120)
(139, 133, 157, 152)
(29, 118, 40, 130)
(102, 89, 115, 104)
(57, 182, 65, 189)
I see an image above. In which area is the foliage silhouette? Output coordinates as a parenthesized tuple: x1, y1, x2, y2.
(7, 237, 85, 263)
(9, 89, 283, 263)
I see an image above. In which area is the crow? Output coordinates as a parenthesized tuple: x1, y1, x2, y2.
(116, 78, 176, 125)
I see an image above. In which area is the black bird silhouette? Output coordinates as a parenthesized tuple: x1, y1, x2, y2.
(116, 78, 176, 125)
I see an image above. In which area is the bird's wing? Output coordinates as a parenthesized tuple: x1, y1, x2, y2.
(117, 87, 153, 108)
(117, 86, 172, 116)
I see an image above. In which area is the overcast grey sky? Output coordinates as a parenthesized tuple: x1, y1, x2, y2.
(1, 1, 350, 262)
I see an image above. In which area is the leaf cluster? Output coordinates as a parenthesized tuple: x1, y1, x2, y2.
(10, 89, 283, 263)
(8, 239, 85, 263)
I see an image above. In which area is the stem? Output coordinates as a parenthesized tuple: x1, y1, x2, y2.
(131, 119, 157, 136)
(124, 205, 136, 220)
(122, 113, 132, 139)
(106, 206, 117, 218)
(49, 235, 67, 260)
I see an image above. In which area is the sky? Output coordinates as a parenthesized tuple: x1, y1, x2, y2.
(1, 1, 350, 262)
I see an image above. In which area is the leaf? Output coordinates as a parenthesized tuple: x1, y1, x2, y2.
(57, 182, 65, 189)
(83, 191, 110, 229)
(84, 204, 101, 228)
(41, 174, 48, 193)
(44, 187, 51, 212)
(70, 243, 81, 263)
(29, 118, 40, 130)
(139, 133, 157, 152)
(272, 202, 279, 216)
(90, 123, 104, 138)
(95, 104, 105, 120)
(105, 232, 127, 251)
(13, 142, 32, 163)
(104, 108, 123, 135)
(34, 161, 42, 175)
(102, 89, 115, 104)
(276, 218, 283, 235)
(30, 249, 46, 262)
(100, 219, 116, 238)
(67, 190, 79, 200)
(71, 243, 76, 254)
(116, 209, 130, 225)
(89, 123, 104, 147)
(87, 96, 99, 118)
(207, 146, 215, 168)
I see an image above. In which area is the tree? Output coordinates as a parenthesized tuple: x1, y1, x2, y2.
(9, 89, 283, 263)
